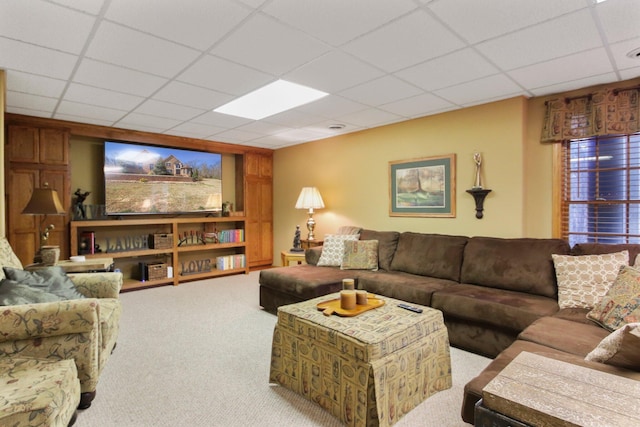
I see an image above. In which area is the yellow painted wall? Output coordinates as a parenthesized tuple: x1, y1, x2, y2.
(274, 97, 527, 262)
(0, 70, 5, 237)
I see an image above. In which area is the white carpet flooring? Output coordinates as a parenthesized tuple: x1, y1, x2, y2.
(77, 272, 490, 426)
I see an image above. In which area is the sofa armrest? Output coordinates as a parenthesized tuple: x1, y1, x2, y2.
(67, 272, 123, 299)
(0, 298, 100, 342)
(305, 246, 323, 265)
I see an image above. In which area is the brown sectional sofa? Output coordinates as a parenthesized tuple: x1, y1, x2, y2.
(259, 229, 640, 424)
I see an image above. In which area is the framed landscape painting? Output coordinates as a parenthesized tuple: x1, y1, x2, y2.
(389, 154, 456, 217)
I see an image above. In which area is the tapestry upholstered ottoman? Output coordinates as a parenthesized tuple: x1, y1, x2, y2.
(0, 357, 80, 426)
(269, 293, 452, 427)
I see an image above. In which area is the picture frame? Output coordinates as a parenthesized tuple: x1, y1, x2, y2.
(389, 154, 456, 217)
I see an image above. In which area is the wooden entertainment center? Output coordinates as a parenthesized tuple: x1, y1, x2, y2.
(5, 114, 273, 288)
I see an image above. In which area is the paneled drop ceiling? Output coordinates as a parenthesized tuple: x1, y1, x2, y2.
(1, 0, 640, 148)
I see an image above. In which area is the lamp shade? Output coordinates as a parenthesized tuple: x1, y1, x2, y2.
(22, 186, 66, 215)
(295, 187, 325, 210)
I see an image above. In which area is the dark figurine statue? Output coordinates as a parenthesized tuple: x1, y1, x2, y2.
(74, 188, 91, 219)
(290, 225, 304, 252)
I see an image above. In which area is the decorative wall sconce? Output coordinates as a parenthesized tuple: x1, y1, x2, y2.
(467, 153, 491, 219)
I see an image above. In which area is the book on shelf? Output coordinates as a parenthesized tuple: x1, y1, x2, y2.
(80, 231, 95, 254)
(216, 254, 246, 270)
(217, 229, 245, 243)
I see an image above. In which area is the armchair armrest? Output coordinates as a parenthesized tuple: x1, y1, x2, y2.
(67, 272, 123, 299)
(0, 299, 100, 342)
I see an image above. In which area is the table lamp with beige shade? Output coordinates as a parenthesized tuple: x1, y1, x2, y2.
(295, 186, 324, 241)
(22, 183, 66, 264)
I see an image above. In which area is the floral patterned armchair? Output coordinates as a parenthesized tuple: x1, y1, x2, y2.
(0, 237, 122, 409)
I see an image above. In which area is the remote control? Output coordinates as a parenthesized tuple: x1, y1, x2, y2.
(397, 303, 423, 313)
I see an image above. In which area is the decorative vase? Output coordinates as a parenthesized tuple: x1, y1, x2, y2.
(41, 245, 60, 266)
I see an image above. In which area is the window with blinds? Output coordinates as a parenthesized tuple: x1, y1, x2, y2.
(560, 132, 640, 246)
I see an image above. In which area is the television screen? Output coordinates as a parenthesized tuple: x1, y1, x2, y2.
(104, 141, 223, 215)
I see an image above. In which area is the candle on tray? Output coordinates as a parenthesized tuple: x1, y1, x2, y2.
(342, 279, 355, 290)
(356, 290, 368, 305)
(340, 290, 356, 310)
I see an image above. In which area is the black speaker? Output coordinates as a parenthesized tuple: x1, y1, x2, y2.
(138, 262, 147, 281)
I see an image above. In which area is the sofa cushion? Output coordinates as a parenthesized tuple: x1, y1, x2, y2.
(552, 251, 628, 309)
(460, 237, 570, 298)
(3, 266, 86, 300)
(317, 234, 359, 266)
(340, 240, 378, 271)
(0, 237, 23, 279)
(431, 283, 558, 332)
(585, 322, 640, 370)
(390, 232, 467, 281)
(0, 279, 65, 305)
(259, 265, 358, 301)
(358, 230, 399, 271)
(572, 243, 640, 266)
(518, 316, 610, 356)
(358, 271, 455, 307)
(587, 265, 640, 331)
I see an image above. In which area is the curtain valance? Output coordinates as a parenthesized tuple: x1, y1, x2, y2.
(541, 87, 639, 142)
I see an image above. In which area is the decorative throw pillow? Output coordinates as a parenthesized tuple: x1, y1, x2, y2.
(317, 234, 359, 267)
(0, 237, 23, 279)
(3, 266, 85, 300)
(341, 240, 379, 271)
(552, 251, 629, 309)
(0, 279, 65, 306)
(587, 265, 640, 331)
(585, 322, 640, 370)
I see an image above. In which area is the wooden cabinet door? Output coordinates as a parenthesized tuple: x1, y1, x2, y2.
(39, 128, 69, 165)
(7, 125, 39, 163)
(245, 154, 273, 269)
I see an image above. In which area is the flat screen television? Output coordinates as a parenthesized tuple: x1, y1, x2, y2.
(104, 141, 223, 215)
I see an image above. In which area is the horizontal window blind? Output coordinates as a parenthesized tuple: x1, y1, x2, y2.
(561, 133, 640, 246)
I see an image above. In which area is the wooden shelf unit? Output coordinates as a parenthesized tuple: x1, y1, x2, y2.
(70, 217, 247, 291)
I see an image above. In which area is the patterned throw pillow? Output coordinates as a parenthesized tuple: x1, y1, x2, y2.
(587, 265, 640, 331)
(317, 234, 359, 267)
(585, 322, 640, 370)
(341, 240, 379, 271)
(552, 251, 629, 309)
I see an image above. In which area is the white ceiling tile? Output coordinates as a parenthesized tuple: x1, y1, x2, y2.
(528, 73, 619, 97)
(304, 120, 362, 136)
(285, 51, 384, 93)
(236, 0, 267, 7)
(0, 0, 96, 54)
(86, 21, 200, 77)
(509, 48, 614, 90)
(610, 38, 640, 71)
(596, 0, 640, 43)
(116, 112, 182, 130)
(297, 95, 367, 118)
(235, 121, 295, 136)
(434, 74, 524, 106)
(64, 83, 144, 111)
(620, 66, 640, 81)
(213, 129, 262, 142)
(53, 113, 115, 127)
(339, 75, 423, 106)
(192, 111, 252, 128)
(263, 0, 417, 46)
(6, 106, 53, 118)
(115, 122, 167, 133)
(211, 14, 330, 75)
(429, 0, 586, 43)
(169, 122, 227, 138)
(6, 71, 67, 98)
(6, 91, 58, 113)
(343, 10, 465, 72)
(153, 81, 233, 110)
(262, 110, 323, 128)
(134, 99, 205, 121)
(178, 55, 273, 96)
(105, 0, 250, 51)
(476, 9, 603, 70)
(380, 93, 455, 118)
(396, 49, 499, 91)
(339, 108, 403, 128)
(0, 37, 78, 79)
(73, 59, 168, 97)
(57, 100, 128, 121)
(50, 0, 105, 15)
(271, 128, 329, 143)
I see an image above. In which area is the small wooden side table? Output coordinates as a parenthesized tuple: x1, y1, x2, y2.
(301, 239, 323, 249)
(281, 251, 306, 266)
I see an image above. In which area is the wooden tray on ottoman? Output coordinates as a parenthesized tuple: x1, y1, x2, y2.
(317, 295, 384, 316)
